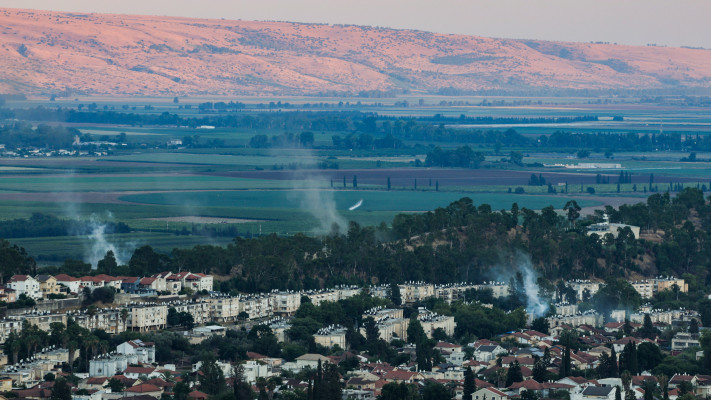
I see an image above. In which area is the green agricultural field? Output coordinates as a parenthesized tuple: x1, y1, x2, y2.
(121, 189, 601, 213)
(0, 175, 303, 192)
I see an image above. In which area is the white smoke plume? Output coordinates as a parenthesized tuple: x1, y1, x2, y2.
(489, 251, 550, 318)
(45, 173, 134, 269)
(83, 214, 130, 269)
(283, 150, 347, 235)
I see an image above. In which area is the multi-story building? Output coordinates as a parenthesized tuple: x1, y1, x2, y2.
(362, 307, 403, 321)
(268, 317, 292, 343)
(0, 319, 24, 343)
(365, 316, 410, 342)
(117, 339, 156, 363)
(569, 280, 602, 302)
(176, 272, 213, 292)
(272, 291, 301, 315)
(72, 309, 126, 334)
(79, 276, 105, 292)
(0, 285, 17, 303)
(631, 280, 654, 299)
(553, 303, 578, 316)
(208, 296, 241, 322)
(472, 282, 510, 298)
(548, 311, 602, 328)
(240, 295, 272, 319)
(7, 275, 41, 299)
(94, 275, 123, 291)
(171, 300, 212, 325)
(654, 276, 688, 294)
(54, 274, 81, 294)
(22, 313, 67, 332)
(313, 325, 347, 349)
(435, 283, 477, 304)
(89, 354, 129, 377)
(399, 282, 435, 304)
(306, 290, 340, 306)
(417, 308, 456, 338)
(671, 332, 700, 353)
(35, 275, 61, 298)
(126, 304, 167, 332)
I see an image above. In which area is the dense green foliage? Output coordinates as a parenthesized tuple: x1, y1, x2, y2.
(0, 213, 130, 239)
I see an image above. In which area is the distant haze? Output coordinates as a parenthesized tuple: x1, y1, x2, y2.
(2, 0, 710, 48)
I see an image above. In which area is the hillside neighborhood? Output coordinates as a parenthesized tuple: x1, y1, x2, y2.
(0, 271, 703, 400)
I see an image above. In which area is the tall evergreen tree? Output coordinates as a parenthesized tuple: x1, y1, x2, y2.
(560, 346, 571, 378)
(506, 360, 524, 386)
(610, 346, 619, 378)
(463, 367, 476, 400)
(389, 282, 402, 306)
(50, 379, 72, 400)
(198, 355, 226, 395)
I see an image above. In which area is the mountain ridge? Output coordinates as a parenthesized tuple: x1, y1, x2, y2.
(2, 8, 711, 96)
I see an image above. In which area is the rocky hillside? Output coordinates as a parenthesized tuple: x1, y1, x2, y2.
(2, 8, 711, 96)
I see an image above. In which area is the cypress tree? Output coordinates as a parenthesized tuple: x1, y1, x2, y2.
(463, 367, 476, 400)
(610, 346, 618, 377)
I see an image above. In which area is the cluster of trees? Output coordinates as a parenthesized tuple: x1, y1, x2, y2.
(8, 106, 711, 157)
(0, 122, 79, 149)
(424, 146, 485, 168)
(0, 213, 130, 239)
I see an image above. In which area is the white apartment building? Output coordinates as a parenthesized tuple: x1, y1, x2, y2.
(126, 304, 168, 332)
(272, 292, 301, 315)
(208, 296, 242, 322)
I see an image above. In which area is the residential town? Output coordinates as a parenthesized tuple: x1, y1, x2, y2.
(0, 271, 703, 400)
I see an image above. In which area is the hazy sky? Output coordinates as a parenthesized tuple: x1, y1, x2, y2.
(2, 0, 710, 48)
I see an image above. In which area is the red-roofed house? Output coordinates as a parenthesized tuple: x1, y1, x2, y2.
(125, 383, 163, 397)
(94, 274, 123, 290)
(139, 277, 160, 291)
(474, 387, 509, 400)
(54, 274, 81, 293)
(123, 366, 159, 380)
(383, 369, 423, 383)
(509, 379, 544, 395)
(188, 391, 209, 400)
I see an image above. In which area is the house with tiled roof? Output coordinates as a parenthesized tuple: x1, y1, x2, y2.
(8, 275, 41, 299)
(669, 374, 697, 388)
(139, 277, 159, 291)
(0, 285, 16, 303)
(473, 387, 508, 400)
(124, 383, 163, 397)
(123, 366, 159, 380)
(188, 391, 208, 400)
(575, 386, 616, 400)
(119, 277, 141, 293)
(35, 275, 60, 297)
(94, 274, 123, 290)
(474, 344, 505, 362)
(80, 276, 105, 291)
(79, 376, 110, 390)
(508, 379, 544, 395)
(117, 340, 156, 364)
(382, 369, 423, 383)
